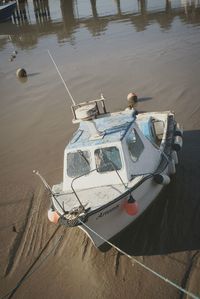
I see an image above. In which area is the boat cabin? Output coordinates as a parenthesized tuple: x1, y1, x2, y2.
(33, 93, 182, 249)
(62, 100, 162, 192)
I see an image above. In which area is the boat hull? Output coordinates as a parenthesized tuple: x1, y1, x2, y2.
(45, 109, 182, 250)
(79, 170, 167, 249)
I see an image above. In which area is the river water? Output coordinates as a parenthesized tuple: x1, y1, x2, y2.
(0, 1, 200, 298)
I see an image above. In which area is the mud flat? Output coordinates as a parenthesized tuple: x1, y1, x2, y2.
(1, 0, 200, 298)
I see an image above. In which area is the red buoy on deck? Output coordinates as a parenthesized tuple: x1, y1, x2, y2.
(124, 196, 139, 216)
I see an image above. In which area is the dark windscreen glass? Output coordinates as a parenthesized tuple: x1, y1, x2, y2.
(95, 147, 122, 173)
(127, 129, 144, 162)
(67, 151, 90, 177)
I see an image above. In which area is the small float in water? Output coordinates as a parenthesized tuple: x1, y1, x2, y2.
(35, 92, 183, 250)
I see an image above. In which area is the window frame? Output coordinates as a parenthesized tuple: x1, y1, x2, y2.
(126, 128, 144, 163)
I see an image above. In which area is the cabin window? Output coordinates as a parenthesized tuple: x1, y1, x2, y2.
(95, 147, 122, 173)
(127, 129, 144, 162)
(67, 150, 91, 178)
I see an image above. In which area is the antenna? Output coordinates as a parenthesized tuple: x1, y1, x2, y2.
(47, 49, 76, 106)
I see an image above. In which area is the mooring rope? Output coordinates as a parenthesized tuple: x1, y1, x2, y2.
(79, 220, 200, 299)
(1, 226, 63, 299)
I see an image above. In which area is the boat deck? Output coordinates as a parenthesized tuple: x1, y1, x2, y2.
(52, 176, 143, 214)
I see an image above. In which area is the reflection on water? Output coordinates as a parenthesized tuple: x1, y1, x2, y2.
(33, 0, 51, 23)
(0, 0, 200, 49)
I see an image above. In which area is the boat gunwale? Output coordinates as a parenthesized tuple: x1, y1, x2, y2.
(80, 153, 169, 219)
(57, 153, 169, 227)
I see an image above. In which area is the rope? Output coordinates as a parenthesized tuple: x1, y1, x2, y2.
(24, 234, 64, 281)
(1, 226, 63, 299)
(79, 220, 200, 299)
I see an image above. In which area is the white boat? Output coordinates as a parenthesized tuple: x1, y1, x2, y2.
(35, 94, 183, 250)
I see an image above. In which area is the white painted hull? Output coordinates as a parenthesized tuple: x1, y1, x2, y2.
(79, 174, 166, 248)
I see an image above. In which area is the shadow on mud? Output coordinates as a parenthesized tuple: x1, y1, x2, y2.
(109, 130, 200, 256)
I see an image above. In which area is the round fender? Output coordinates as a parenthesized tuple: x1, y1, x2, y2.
(154, 174, 170, 185)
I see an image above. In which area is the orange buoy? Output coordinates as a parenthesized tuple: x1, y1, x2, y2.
(124, 196, 139, 216)
(48, 208, 60, 224)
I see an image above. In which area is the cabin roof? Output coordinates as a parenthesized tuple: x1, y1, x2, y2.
(66, 110, 136, 150)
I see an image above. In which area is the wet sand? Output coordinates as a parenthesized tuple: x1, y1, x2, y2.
(1, 1, 200, 298)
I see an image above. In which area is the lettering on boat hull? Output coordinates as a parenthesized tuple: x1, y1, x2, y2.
(96, 204, 120, 219)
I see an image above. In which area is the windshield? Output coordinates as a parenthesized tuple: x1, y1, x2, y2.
(94, 146, 122, 173)
(67, 150, 91, 178)
(126, 129, 144, 162)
